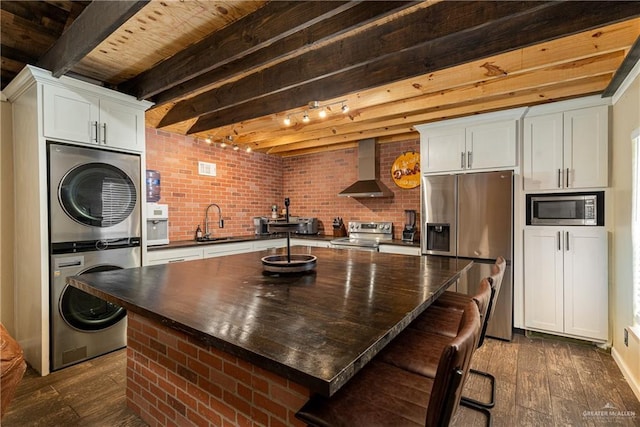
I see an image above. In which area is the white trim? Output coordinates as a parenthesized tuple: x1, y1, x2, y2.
(612, 346, 640, 402)
(613, 57, 640, 105)
(0, 92, 7, 102)
(632, 128, 640, 141)
(524, 94, 611, 117)
(414, 107, 528, 132)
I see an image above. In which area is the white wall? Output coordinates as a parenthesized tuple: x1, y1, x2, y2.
(0, 99, 15, 335)
(610, 65, 640, 399)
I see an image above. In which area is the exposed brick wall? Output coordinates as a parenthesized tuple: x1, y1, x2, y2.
(127, 312, 310, 427)
(282, 139, 421, 239)
(145, 128, 420, 242)
(145, 129, 284, 240)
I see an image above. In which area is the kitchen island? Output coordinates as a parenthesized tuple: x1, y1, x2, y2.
(68, 247, 471, 426)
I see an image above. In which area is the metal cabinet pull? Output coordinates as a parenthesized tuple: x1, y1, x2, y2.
(461, 152, 465, 169)
(565, 231, 569, 251)
(557, 231, 561, 251)
(92, 121, 99, 142)
(168, 258, 185, 263)
(101, 123, 107, 144)
(566, 168, 570, 188)
(467, 151, 472, 169)
(557, 169, 561, 188)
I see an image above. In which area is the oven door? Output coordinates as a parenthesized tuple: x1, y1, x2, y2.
(330, 238, 379, 252)
(48, 142, 141, 243)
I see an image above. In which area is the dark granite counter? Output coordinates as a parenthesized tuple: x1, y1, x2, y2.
(68, 247, 469, 397)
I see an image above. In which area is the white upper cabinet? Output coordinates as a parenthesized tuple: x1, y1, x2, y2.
(417, 108, 526, 174)
(523, 98, 609, 190)
(43, 84, 146, 152)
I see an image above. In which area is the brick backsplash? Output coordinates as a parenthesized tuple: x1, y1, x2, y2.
(145, 128, 420, 241)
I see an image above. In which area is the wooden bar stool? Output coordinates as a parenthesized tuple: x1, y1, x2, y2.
(296, 301, 481, 427)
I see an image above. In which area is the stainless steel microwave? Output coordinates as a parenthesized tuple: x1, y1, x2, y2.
(526, 191, 604, 226)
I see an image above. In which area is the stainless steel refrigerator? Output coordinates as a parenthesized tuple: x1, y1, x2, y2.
(421, 171, 513, 340)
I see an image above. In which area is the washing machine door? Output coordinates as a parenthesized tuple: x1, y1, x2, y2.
(60, 265, 126, 331)
(59, 163, 136, 228)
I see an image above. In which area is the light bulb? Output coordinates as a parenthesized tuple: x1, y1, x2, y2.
(302, 113, 310, 123)
(283, 116, 291, 126)
(233, 144, 239, 151)
(318, 108, 327, 118)
(220, 142, 227, 148)
(245, 146, 252, 153)
(205, 136, 212, 144)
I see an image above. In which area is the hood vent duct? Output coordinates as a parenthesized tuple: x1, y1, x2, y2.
(338, 138, 394, 198)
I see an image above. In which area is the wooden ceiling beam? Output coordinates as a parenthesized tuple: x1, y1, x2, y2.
(253, 51, 623, 149)
(163, 0, 541, 128)
(37, 0, 149, 78)
(266, 74, 611, 155)
(149, 0, 418, 107)
(120, 1, 362, 100)
(184, 0, 640, 134)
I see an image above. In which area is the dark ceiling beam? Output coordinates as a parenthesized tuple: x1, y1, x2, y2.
(37, 0, 149, 78)
(120, 1, 360, 100)
(161, 0, 541, 128)
(186, 1, 640, 134)
(150, 1, 417, 107)
(602, 35, 640, 97)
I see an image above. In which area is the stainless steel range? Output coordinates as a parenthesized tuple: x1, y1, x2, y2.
(330, 221, 393, 251)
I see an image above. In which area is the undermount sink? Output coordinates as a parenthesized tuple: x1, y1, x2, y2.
(196, 237, 234, 243)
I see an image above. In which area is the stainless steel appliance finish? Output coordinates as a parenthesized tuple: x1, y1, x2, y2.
(253, 217, 270, 235)
(50, 247, 140, 370)
(296, 218, 319, 235)
(330, 221, 393, 251)
(421, 171, 513, 340)
(337, 139, 393, 198)
(48, 142, 141, 243)
(527, 191, 603, 226)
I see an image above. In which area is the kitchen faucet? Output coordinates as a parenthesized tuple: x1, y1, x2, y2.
(204, 203, 224, 238)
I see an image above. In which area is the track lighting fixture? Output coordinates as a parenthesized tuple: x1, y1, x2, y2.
(284, 115, 291, 126)
(302, 113, 310, 123)
(341, 102, 349, 113)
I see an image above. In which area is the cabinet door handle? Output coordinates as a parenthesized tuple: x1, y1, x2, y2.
(467, 151, 472, 169)
(101, 123, 107, 144)
(168, 258, 185, 263)
(566, 168, 570, 188)
(557, 169, 562, 188)
(557, 231, 561, 251)
(461, 152, 465, 169)
(92, 121, 99, 142)
(565, 231, 569, 251)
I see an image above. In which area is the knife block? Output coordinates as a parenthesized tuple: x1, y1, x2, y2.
(333, 224, 347, 237)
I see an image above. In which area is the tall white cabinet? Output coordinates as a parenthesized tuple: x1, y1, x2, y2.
(3, 65, 151, 375)
(524, 227, 608, 341)
(522, 97, 608, 190)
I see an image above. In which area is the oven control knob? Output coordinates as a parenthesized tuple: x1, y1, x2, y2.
(383, 224, 390, 230)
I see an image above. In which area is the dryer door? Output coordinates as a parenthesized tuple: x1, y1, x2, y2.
(59, 265, 126, 331)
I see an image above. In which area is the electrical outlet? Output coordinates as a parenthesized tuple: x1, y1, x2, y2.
(624, 328, 629, 347)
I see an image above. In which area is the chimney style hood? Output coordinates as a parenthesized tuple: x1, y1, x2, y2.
(338, 139, 394, 198)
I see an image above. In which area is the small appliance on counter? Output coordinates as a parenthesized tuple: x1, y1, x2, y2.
(146, 203, 169, 246)
(253, 217, 270, 235)
(402, 209, 417, 242)
(297, 217, 319, 235)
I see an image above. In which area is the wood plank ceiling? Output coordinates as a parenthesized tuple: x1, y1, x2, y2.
(2, 1, 640, 157)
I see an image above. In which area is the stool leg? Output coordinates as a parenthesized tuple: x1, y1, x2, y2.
(463, 368, 496, 408)
(460, 398, 492, 427)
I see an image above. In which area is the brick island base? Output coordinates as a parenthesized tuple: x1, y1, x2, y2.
(126, 312, 311, 426)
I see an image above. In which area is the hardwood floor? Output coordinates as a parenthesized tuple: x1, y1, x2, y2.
(2, 332, 639, 426)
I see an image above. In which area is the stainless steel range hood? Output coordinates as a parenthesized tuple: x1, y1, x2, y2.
(338, 139, 393, 198)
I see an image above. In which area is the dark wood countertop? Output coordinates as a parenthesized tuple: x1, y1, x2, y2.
(68, 248, 470, 397)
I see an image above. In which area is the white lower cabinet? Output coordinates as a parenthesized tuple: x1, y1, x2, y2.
(290, 238, 333, 248)
(524, 227, 608, 341)
(146, 247, 203, 265)
(378, 245, 421, 256)
(252, 239, 287, 251)
(203, 242, 254, 258)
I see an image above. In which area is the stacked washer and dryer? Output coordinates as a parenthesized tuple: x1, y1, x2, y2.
(48, 142, 142, 371)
